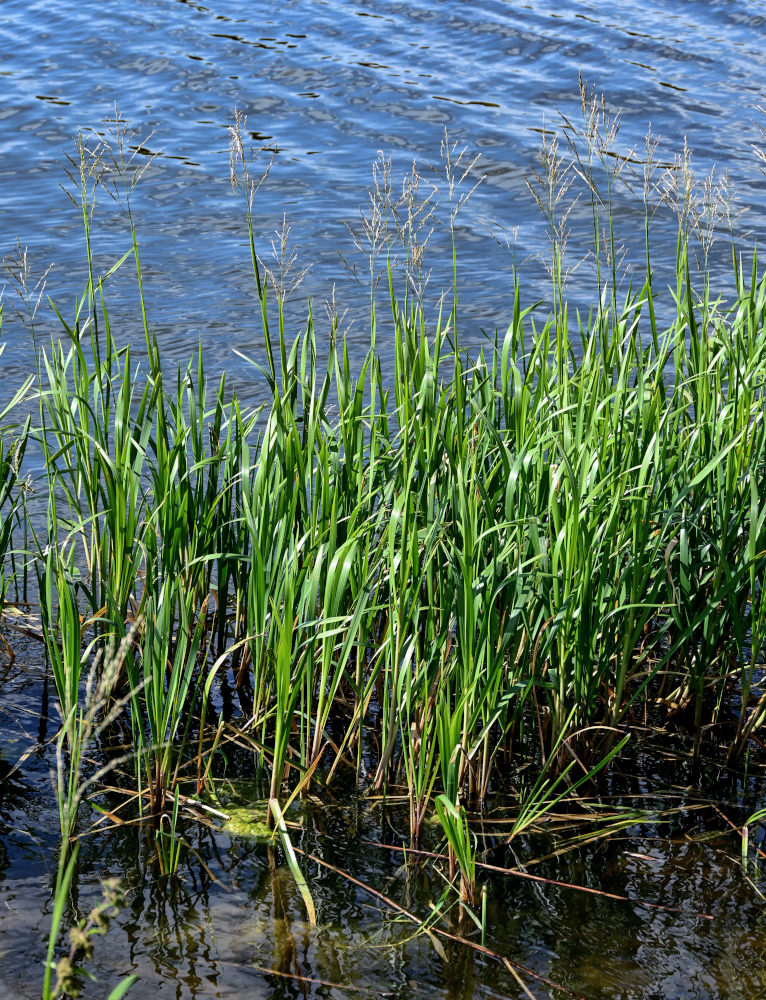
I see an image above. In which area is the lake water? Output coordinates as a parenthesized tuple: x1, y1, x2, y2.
(3, 3, 766, 999)
(2, 0, 766, 399)
(2, 631, 766, 1000)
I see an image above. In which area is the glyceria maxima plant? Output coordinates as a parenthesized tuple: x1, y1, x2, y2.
(43, 636, 138, 999)
(1, 93, 766, 971)
(0, 340, 31, 619)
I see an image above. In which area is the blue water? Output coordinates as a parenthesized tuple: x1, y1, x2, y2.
(1, 0, 766, 398)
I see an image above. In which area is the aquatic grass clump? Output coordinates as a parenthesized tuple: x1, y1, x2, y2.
(0, 338, 32, 622)
(2, 93, 766, 995)
(27, 241, 766, 815)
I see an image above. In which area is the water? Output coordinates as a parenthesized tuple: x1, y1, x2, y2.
(2, 630, 766, 1000)
(2, 0, 766, 398)
(3, 3, 766, 997)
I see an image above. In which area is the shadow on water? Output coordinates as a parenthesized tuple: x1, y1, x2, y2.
(2, 656, 766, 1000)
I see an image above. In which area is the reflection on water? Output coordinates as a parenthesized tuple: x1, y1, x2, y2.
(2, 647, 766, 1000)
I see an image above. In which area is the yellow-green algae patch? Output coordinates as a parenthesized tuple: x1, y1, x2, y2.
(200, 785, 273, 840)
(218, 806, 272, 841)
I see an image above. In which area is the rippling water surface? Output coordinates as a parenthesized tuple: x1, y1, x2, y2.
(3, 4, 766, 998)
(2, 0, 766, 392)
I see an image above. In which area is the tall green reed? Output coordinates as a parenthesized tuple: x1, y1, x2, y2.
(0, 340, 31, 617)
(5, 97, 766, 910)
